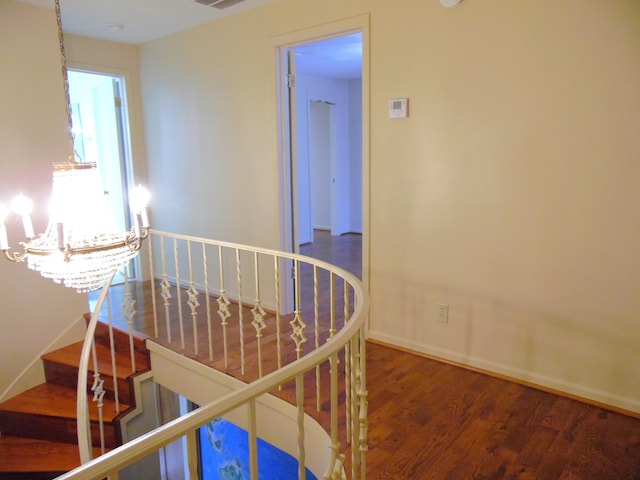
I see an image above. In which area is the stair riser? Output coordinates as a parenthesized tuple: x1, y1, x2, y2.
(43, 360, 134, 405)
(0, 411, 118, 449)
(90, 316, 149, 367)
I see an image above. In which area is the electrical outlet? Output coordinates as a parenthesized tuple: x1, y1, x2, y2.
(437, 303, 449, 323)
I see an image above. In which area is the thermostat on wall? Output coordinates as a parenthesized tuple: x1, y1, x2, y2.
(389, 98, 409, 118)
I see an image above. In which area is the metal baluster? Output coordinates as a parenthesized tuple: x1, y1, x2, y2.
(121, 263, 137, 373)
(105, 288, 120, 414)
(314, 265, 321, 412)
(274, 256, 282, 374)
(251, 251, 266, 378)
(296, 374, 306, 480)
(203, 242, 214, 361)
(345, 282, 360, 475)
(350, 336, 360, 477)
(159, 235, 172, 344)
(358, 325, 369, 480)
(173, 237, 185, 350)
(148, 233, 159, 338)
(290, 259, 307, 359)
(329, 272, 336, 339)
(90, 340, 106, 455)
(186, 428, 200, 480)
(186, 240, 200, 356)
(236, 248, 245, 375)
(341, 276, 351, 444)
(249, 399, 258, 480)
(217, 245, 230, 368)
(323, 351, 345, 480)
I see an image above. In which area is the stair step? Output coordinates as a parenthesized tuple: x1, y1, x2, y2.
(0, 319, 150, 479)
(42, 341, 146, 404)
(91, 316, 150, 368)
(0, 436, 102, 480)
(0, 383, 126, 448)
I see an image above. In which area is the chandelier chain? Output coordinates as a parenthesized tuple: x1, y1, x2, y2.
(54, 0, 76, 160)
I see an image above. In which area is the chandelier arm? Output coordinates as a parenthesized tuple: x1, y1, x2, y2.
(2, 247, 27, 263)
(125, 226, 149, 252)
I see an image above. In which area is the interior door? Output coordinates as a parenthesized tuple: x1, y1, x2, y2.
(275, 48, 299, 314)
(92, 78, 128, 233)
(286, 49, 300, 255)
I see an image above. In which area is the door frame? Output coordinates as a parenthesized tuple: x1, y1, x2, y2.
(273, 15, 371, 313)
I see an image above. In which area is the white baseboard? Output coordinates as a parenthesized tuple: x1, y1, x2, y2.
(368, 329, 640, 415)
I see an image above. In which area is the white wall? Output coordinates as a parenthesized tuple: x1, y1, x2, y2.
(308, 101, 332, 231)
(348, 79, 362, 233)
(0, 1, 88, 394)
(137, 0, 640, 413)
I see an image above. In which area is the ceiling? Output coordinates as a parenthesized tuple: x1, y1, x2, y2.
(295, 33, 362, 80)
(17, 0, 280, 44)
(17, 0, 362, 79)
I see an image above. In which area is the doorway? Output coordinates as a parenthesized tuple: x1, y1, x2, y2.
(68, 70, 136, 282)
(283, 32, 364, 279)
(275, 15, 370, 314)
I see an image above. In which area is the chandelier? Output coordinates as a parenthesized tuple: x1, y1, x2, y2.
(0, 0, 149, 293)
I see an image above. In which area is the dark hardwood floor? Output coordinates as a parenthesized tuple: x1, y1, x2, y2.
(94, 230, 640, 479)
(365, 342, 640, 480)
(300, 229, 362, 279)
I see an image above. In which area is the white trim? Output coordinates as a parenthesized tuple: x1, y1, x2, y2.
(117, 370, 155, 442)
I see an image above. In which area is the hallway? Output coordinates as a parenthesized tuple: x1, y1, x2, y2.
(300, 230, 362, 279)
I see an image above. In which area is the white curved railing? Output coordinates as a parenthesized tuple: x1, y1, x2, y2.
(63, 230, 368, 479)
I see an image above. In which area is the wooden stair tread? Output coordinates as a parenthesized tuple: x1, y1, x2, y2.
(0, 320, 149, 478)
(0, 383, 126, 422)
(42, 341, 146, 379)
(0, 436, 102, 473)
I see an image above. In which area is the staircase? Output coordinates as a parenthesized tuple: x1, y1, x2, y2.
(0, 319, 150, 480)
(0, 231, 368, 480)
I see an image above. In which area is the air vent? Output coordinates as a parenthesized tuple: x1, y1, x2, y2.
(193, 0, 248, 9)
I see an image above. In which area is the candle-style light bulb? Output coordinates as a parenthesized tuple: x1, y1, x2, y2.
(130, 185, 150, 233)
(0, 204, 9, 250)
(11, 194, 34, 239)
(49, 198, 65, 250)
